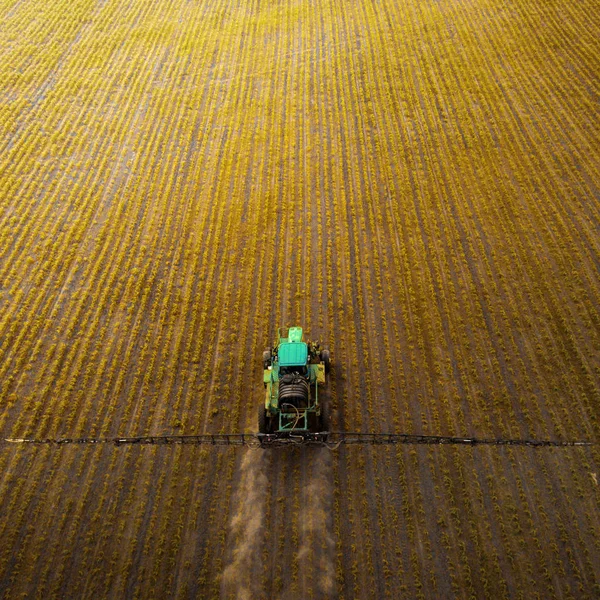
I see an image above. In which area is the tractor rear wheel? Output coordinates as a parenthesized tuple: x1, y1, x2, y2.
(258, 407, 267, 434)
(321, 349, 331, 374)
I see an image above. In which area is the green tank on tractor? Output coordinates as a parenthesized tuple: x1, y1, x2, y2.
(259, 326, 330, 436)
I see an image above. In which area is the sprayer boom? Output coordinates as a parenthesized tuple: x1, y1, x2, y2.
(4, 432, 590, 449)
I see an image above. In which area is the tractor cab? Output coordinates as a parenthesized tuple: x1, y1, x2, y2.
(278, 339, 308, 368)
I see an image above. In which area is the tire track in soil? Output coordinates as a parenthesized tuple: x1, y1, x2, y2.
(220, 448, 269, 600)
(260, 446, 337, 600)
(295, 447, 336, 600)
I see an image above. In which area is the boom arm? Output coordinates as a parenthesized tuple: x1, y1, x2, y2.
(4, 432, 591, 448)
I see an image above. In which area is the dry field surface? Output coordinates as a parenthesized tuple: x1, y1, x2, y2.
(1, 0, 600, 597)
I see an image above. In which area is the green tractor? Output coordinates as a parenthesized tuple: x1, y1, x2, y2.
(259, 326, 330, 438)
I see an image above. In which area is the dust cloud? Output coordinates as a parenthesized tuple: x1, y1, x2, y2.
(221, 449, 268, 600)
(297, 448, 336, 598)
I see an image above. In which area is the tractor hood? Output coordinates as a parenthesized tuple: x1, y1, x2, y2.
(278, 342, 308, 366)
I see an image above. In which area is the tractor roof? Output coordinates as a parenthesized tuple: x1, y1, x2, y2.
(278, 342, 308, 366)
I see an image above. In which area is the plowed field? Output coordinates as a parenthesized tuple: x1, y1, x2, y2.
(1, 0, 599, 597)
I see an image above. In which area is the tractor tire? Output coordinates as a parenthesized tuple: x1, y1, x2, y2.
(320, 401, 330, 432)
(263, 350, 271, 370)
(321, 349, 331, 374)
(258, 407, 267, 434)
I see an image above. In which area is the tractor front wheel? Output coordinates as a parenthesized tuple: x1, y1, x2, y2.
(262, 350, 271, 370)
(258, 407, 267, 434)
